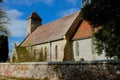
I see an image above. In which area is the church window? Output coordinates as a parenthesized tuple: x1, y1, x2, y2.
(92, 39, 96, 55)
(39, 47, 43, 61)
(36, 50, 39, 60)
(31, 19, 34, 24)
(44, 47, 47, 61)
(55, 45, 58, 59)
(34, 49, 36, 60)
(75, 41, 80, 56)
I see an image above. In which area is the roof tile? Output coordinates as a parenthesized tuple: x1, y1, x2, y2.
(21, 12, 79, 46)
(72, 20, 92, 40)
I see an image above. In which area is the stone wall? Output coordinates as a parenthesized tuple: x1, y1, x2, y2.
(0, 60, 120, 80)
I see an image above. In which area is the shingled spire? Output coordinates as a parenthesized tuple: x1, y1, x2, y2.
(26, 12, 42, 35)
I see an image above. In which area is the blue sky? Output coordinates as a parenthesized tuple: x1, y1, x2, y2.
(4, 0, 82, 54)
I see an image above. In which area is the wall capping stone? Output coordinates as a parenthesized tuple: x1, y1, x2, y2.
(0, 60, 120, 65)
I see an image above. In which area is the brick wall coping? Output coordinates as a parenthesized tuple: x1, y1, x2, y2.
(0, 60, 120, 65)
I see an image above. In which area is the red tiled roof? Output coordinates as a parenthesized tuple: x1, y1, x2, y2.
(20, 12, 80, 46)
(72, 20, 92, 40)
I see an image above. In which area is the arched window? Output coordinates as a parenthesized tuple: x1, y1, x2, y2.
(36, 50, 39, 60)
(75, 41, 79, 56)
(44, 47, 47, 61)
(34, 49, 36, 60)
(92, 39, 97, 55)
(39, 47, 43, 61)
(55, 46, 58, 59)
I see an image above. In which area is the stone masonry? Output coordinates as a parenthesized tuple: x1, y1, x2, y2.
(0, 60, 120, 80)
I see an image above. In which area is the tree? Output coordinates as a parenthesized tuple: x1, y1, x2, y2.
(0, 35, 8, 62)
(81, 0, 120, 59)
(0, 0, 9, 36)
(0, 0, 9, 62)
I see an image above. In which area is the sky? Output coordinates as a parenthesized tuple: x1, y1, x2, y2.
(3, 0, 82, 54)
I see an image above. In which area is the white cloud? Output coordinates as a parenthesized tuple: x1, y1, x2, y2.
(8, 19, 26, 37)
(6, 9, 26, 53)
(57, 8, 79, 17)
(6, 9, 26, 37)
(5, 0, 53, 6)
(7, 9, 23, 19)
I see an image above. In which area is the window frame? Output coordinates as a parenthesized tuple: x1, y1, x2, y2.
(75, 41, 80, 56)
(55, 45, 58, 59)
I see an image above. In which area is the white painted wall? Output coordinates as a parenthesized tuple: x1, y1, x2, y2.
(31, 39, 66, 62)
(33, 43, 50, 61)
(73, 38, 93, 60)
(73, 38, 106, 61)
(51, 40, 66, 61)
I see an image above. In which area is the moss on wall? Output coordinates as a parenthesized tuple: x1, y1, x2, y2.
(11, 46, 48, 62)
(63, 39, 74, 61)
(16, 46, 31, 62)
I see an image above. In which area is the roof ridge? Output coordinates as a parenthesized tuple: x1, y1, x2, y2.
(39, 11, 80, 27)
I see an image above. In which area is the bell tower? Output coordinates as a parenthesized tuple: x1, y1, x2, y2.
(26, 12, 42, 35)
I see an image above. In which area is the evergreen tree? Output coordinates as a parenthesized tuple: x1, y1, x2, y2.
(0, 35, 8, 62)
(0, 0, 9, 62)
(81, 0, 120, 59)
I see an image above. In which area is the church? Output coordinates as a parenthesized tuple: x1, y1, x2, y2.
(10, 11, 106, 62)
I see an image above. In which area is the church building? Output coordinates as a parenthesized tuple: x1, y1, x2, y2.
(10, 11, 106, 62)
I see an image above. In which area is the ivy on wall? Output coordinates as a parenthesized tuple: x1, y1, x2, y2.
(11, 46, 47, 62)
